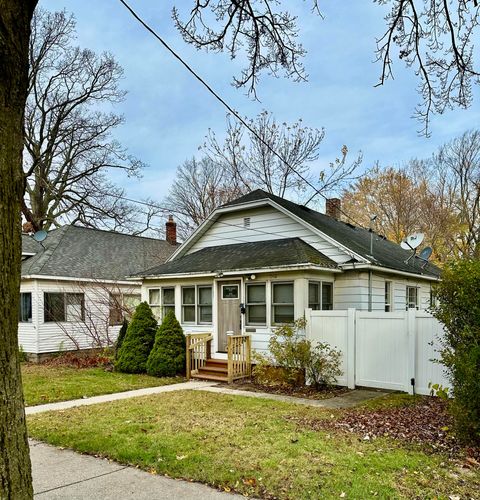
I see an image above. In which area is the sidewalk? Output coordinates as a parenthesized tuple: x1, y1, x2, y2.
(31, 440, 241, 499)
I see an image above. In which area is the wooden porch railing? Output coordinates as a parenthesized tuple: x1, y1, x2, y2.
(186, 333, 213, 380)
(227, 334, 252, 383)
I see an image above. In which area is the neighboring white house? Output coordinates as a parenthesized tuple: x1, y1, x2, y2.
(133, 190, 441, 357)
(20, 222, 177, 361)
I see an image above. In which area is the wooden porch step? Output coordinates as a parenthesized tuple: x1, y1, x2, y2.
(204, 359, 228, 367)
(191, 372, 228, 382)
(199, 365, 228, 374)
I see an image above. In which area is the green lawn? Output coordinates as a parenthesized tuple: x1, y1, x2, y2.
(27, 391, 480, 499)
(22, 364, 184, 406)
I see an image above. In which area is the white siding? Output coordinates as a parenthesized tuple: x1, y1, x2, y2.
(21, 279, 141, 354)
(188, 206, 353, 264)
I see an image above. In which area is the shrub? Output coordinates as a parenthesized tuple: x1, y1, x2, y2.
(431, 259, 480, 445)
(146, 311, 186, 377)
(114, 319, 128, 360)
(253, 318, 342, 389)
(115, 302, 157, 374)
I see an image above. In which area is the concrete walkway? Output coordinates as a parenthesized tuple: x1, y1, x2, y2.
(193, 385, 389, 408)
(30, 440, 241, 499)
(26, 380, 215, 415)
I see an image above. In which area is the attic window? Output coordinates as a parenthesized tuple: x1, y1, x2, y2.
(243, 217, 251, 228)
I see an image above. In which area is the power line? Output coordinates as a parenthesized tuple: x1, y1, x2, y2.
(117, 0, 366, 230)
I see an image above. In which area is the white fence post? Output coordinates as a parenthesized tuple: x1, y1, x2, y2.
(347, 308, 356, 389)
(305, 308, 312, 338)
(407, 308, 417, 395)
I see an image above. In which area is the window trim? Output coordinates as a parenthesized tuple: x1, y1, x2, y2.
(406, 286, 419, 310)
(245, 282, 267, 326)
(384, 280, 392, 312)
(221, 284, 239, 300)
(271, 281, 295, 325)
(44, 292, 85, 323)
(308, 280, 334, 311)
(19, 292, 32, 323)
(197, 285, 213, 325)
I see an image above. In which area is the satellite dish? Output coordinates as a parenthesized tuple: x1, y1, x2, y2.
(400, 232, 424, 250)
(32, 230, 48, 242)
(418, 246, 433, 268)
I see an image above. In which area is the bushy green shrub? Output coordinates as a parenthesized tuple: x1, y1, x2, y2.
(114, 319, 128, 360)
(431, 259, 480, 445)
(146, 311, 186, 377)
(253, 318, 342, 389)
(115, 302, 157, 374)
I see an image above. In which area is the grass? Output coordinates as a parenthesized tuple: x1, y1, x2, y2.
(22, 364, 184, 406)
(27, 390, 480, 499)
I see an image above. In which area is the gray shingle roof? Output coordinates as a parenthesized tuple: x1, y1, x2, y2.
(21, 234, 42, 254)
(224, 190, 441, 278)
(21, 225, 177, 281)
(136, 238, 338, 277)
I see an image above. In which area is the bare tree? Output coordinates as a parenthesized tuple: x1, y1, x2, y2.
(432, 129, 480, 258)
(22, 9, 147, 232)
(165, 157, 244, 238)
(376, 1, 480, 135)
(202, 111, 361, 203)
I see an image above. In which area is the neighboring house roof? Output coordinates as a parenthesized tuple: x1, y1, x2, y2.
(21, 225, 177, 281)
(21, 234, 42, 255)
(136, 238, 338, 277)
(222, 190, 441, 278)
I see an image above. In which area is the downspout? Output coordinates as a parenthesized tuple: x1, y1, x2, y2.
(368, 270, 372, 312)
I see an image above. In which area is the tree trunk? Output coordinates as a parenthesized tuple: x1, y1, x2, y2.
(0, 1, 37, 498)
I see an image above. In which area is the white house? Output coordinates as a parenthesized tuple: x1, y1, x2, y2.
(20, 222, 177, 361)
(134, 190, 441, 359)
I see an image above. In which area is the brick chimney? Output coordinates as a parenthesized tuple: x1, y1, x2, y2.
(325, 198, 341, 219)
(165, 215, 177, 245)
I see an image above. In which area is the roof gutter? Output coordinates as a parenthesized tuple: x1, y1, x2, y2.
(21, 275, 141, 285)
(339, 263, 440, 282)
(133, 263, 343, 281)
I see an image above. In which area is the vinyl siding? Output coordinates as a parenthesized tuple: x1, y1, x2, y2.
(20, 279, 141, 354)
(187, 206, 353, 264)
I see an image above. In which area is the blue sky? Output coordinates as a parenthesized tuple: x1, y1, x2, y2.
(42, 0, 480, 203)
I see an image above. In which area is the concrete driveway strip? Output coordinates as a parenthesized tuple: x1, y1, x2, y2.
(31, 440, 242, 499)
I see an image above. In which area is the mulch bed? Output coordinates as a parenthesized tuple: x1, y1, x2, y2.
(286, 396, 480, 463)
(229, 380, 349, 400)
(40, 352, 112, 369)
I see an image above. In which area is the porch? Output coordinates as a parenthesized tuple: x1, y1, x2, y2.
(186, 333, 252, 383)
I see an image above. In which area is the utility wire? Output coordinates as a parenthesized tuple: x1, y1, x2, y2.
(117, 0, 366, 230)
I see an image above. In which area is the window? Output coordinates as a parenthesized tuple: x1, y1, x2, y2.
(109, 294, 123, 326)
(19, 292, 32, 323)
(406, 286, 419, 310)
(182, 287, 196, 323)
(272, 282, 294, 324)
(110, 293, 142, 326)
(308, 281, 333, 311)
(123, 294, 141, 315)
(198, 286, 212, 324)
(162, 288, 175, 317)
(321, 283, 333, 310)
(222, 284, 239, 299)
(385, 281, 392, 312)
(429, 289, 437, 309)
(246, 283, 266, 325)
(148, 288, 161, 319)
(44, 292, 84, 322)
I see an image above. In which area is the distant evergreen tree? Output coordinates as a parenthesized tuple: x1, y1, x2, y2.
(146, 311, 186, 377)
(114, 318, 129, 360)
(115, 302, 157, 373)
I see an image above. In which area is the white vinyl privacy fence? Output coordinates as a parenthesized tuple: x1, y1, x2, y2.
(305, 308, 449, 395)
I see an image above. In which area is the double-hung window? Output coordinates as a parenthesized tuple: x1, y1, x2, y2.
(162, 288, 175, 317)
(384, 281, 392, 312)
(406, 286, 419, 310)
(44, 292, 84, 322)
(308, 281, 333, 311)
(148, 289, 161, 319)
(182, 287, 196, 323)
(198, 286, 212, 324)
(19, 292, 32, 323)
(246, 283, 266, 325)
(272, 282, 294, 324)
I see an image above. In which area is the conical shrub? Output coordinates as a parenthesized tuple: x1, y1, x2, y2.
(115, 302, 157, 373)
(114, 318, 129, 361)
(146, 310, 186, 377)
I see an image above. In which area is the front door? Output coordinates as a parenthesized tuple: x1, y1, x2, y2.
(217, 280, 241, 352)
